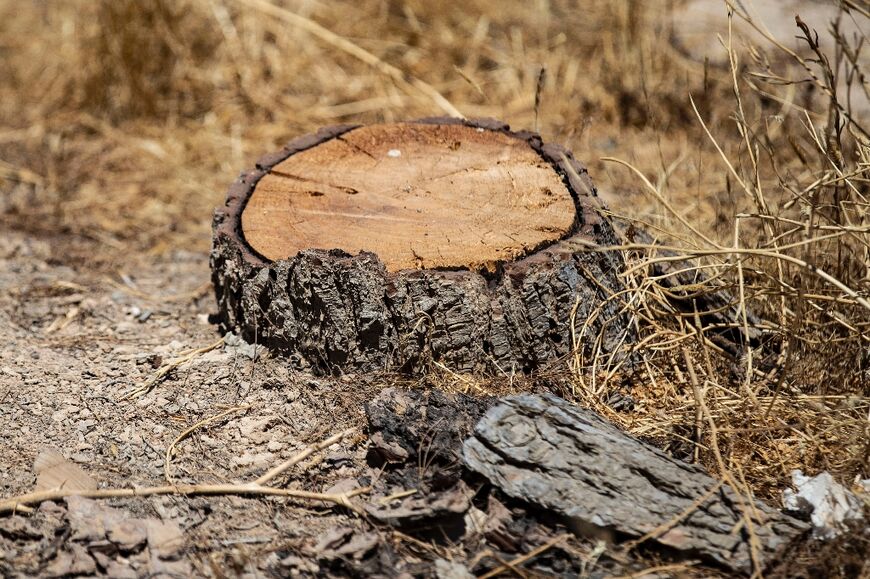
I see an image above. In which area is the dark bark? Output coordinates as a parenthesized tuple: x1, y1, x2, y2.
(463, 394, 808, 574)
(211, 118, 632, 375)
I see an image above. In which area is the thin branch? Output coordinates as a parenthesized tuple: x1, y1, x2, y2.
(255, 427, 356, 486)
(0, 484, 370, 515)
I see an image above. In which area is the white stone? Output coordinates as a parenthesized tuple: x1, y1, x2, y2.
(782, 470, 865, 539)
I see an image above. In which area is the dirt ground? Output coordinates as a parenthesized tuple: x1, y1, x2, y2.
(0, 228, 390, 575)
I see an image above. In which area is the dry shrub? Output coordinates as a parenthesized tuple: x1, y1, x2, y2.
(577, 5, 869, 507)
(80, 0, 220, 120)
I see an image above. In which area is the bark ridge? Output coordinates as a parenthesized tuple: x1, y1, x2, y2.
(463, 394, 808, 573)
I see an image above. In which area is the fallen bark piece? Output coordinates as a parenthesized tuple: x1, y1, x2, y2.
(365, 387, 493, 471)
(364, 388, 488, 538)
(365, 481, 472, 529)
(211, 118, 632, 375)
(463, 394, 808, 574)
(309, 526, 379, 561)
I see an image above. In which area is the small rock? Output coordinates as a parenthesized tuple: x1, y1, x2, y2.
(107, 519, 148, 550)
(148, 550, 192, 576)
(224, 332, 264, 360)
(311, 526, 353, 554)
(66, 496, 110, 542)
(782, 470, 866, 539)
(278, 554, 319, 573)
(44, 543, 96, 577)
(435, 558, 474, 579)
(323, 478, 360, 496)
(231, 451, 274, 468)
(463, 506, 487, 540)
(325, 452, 353, 468)
(105, 556, 141, 579)
(310, 526, 378, 561)
(145, 519, 185, 558)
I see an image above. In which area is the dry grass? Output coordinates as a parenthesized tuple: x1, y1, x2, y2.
(0, 0, 867, 532)
(574, 4, 870, 504)
(0, 0, 719, 255)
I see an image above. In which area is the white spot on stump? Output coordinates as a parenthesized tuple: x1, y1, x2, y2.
(387, 149, 401, 158)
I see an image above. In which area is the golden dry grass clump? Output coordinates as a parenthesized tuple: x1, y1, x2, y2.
(1, 0, 868, 512)
(0, 0, 722, 253)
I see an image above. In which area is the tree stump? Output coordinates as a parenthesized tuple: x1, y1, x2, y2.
(211, 118, 630, 374)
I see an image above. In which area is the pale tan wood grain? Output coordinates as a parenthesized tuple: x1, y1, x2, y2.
(242, 123, 575, 272)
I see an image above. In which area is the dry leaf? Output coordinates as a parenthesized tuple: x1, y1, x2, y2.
(33, 448, 97, 492)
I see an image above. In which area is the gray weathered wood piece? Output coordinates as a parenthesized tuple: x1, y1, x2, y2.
(463, 394, 808, 574)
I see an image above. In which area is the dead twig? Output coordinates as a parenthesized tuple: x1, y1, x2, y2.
(478, 534, 569, 579)
(0, 483, 370, 516)
(1, 429, 363, 515)
(255, 427, 356, 486)
(120, 337, 226, 401)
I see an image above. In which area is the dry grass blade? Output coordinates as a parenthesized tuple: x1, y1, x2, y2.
(164, 405, 249, 484)
(120, 337, 226, 401)
(233, 0, 464, 118)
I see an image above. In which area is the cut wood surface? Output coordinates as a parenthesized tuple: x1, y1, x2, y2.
(463, 394, 809, 574)
(243, 123, 575, 272)
(211, 118, 631, 374)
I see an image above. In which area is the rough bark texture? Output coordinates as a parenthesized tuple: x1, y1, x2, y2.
(211, 118, 632, 375)
(463, 394, 808, 574)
